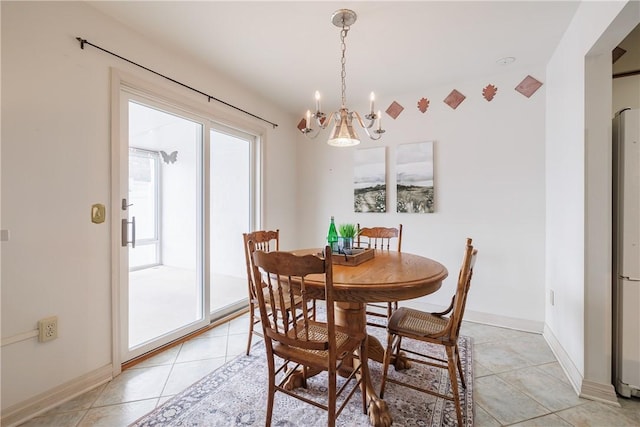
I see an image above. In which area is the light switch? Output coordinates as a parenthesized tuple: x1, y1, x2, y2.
(0, 229, 9, 241)
(91, 204, 106, 224)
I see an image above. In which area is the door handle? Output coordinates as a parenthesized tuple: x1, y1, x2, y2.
(121, 216, 136, 248)
(619, 275, 640, 282)
(121, 198, 133, 211)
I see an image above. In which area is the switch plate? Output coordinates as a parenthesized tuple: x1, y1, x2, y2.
(91, 204, 106, 224)
(0, 229, 9, 241)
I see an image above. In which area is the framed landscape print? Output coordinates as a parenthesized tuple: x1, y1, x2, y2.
(397, 141, 434, 213)
(354, 147, 386, 213)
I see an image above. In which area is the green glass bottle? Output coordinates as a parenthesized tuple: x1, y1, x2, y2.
(327, 216, 339, 252)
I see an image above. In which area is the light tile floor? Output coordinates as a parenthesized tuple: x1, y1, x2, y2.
(20, 314, 640, 426)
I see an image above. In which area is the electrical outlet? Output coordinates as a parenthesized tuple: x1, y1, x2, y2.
(38, 316, 58, 342)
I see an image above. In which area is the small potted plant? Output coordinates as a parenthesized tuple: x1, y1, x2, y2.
(338, 223, 358, 252)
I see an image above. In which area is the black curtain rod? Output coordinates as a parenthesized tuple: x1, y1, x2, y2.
(76, 37, 278, 129)
(613, 69, 640, 79)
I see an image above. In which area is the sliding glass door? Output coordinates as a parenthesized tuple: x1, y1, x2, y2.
(121, 96, 207, 362)
(117, 87, 260, 363)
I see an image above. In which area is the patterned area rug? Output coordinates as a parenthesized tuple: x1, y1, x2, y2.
(131, 324, 473, 427)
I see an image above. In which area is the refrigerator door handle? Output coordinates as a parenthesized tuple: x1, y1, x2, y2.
(619, 275, 640, 282)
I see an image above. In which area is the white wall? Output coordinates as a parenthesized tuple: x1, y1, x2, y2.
(613, 75, 640, 112)
(296, 66, 547, 330)
(0, 1, 299, 416)
(545, 0, 639, 401)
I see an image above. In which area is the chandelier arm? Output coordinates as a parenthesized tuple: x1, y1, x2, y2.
(301, 126, 325, 140)
(302, 111, 335, 140)
(314, 111, 333, 130)
(361, 126, 383, 141)
(354, 111, 384, 141)
(353, 111, 366, 128)
(362, 114, 377, 129)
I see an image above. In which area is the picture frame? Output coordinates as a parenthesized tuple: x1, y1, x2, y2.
(396, 141, 434, 213)
(354, 147, 386, 213)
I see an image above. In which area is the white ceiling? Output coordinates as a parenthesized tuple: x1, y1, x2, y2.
(87, 1, 581, 117)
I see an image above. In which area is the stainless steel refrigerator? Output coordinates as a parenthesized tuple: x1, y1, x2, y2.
(613, 107, 640, 398)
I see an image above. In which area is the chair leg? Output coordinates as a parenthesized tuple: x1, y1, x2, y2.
(246, 303, 255, 356)
(379, 332, 395, 398)
(358, 338, 370, 414)
(393, 336, 403, 370)
(265, 356, 276, 427)
(455, 343, 466, 389)
(445, 346, 463, 426)
(327, 367, 337, 427)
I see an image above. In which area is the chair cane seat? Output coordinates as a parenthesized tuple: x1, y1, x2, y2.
(274, 321, 365, 369)
(388, 307, 449, 337)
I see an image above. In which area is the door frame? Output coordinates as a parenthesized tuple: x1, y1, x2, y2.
(110, 68, 265, 375)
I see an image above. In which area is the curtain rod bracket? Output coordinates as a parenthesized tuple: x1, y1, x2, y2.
(75, 36, 278, 129)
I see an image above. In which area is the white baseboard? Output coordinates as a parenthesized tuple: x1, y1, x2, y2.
(543, 324, 583, 394)
(580, 380, 621, 406)
(1, 364, 113, 427)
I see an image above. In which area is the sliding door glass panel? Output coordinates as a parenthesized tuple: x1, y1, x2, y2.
(210, 127, 253, 316)
(126, 99, 206, 355)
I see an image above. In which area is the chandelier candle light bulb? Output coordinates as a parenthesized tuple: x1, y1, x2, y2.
(300, 9, 385, 147)
(370, 92, 375, 115)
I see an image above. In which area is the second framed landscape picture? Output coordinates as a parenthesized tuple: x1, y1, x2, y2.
(396, 141, 435, 213)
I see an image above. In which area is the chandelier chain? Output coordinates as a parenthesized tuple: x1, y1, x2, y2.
(340, 26, 349, 108)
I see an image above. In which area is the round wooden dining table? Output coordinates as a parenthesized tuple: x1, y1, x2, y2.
(289, 248, 448, 427)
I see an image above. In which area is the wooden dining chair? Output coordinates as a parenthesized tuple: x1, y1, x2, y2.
(356, 224, 403, 328)
(242, 230, 280, 355)
(243, 230, 317, 355)
(250, 244, 368, 427)
(379, 238, 477, 427)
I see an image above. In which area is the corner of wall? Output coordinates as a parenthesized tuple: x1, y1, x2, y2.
(544, 323, 620, 406)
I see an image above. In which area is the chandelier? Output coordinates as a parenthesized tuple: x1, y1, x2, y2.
(300, 9, 385, 147)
